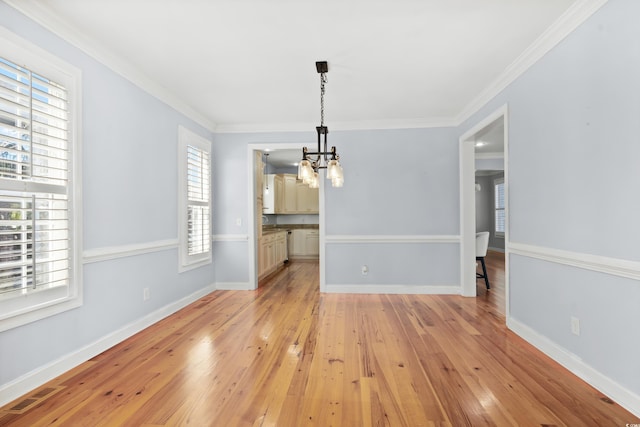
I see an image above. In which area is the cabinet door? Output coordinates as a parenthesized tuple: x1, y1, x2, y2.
(275, 233, 286, 263)
(291, 230, 306, 255)
(296, 182, 319, 213)
(274, 175, 284, 213)
(283, 175, 297, 213)
(305, 230, 319, 256)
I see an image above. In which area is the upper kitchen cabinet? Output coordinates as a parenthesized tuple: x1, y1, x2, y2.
(263, 173, 318, 214)
(295, 181, 319, 213)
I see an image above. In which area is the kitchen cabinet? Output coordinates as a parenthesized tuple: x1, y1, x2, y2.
(282, 174, 297, 213)
(274, 174, 284, 213)
(305, 230, 319, 256)
(295, 181, 319, 213)
(290, 229, 319, 259)
(258, 231, 287, 280)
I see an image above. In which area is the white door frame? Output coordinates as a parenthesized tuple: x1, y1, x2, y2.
(458, 105, 509, 307)
(247, 142, 325, 290)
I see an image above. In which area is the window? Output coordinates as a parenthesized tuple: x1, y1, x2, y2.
(178, 126, 211, 271)
(0, 29, 81, 332)
(494, 177, 505, 237)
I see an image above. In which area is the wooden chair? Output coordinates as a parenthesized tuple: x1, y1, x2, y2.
(476, 231, 490, 290)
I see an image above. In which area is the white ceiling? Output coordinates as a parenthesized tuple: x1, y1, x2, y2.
(6, 0, 595, 133)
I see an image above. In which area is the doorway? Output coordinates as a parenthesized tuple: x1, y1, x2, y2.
(459, 105, 508, 313)
(247, 143, 323, 290)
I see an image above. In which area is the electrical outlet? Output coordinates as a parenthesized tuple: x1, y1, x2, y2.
(570, 316, 580, 336)
(143, 288, 150, 301)
(361, 265, 369, 275)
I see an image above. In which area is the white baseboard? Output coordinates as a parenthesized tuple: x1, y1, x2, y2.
(507, 316, 640, 418)
(214, 282, 252, 291)
(488, 246, 505, 253)
(0, 282, 217, 407)
(324, 284, 461, 295)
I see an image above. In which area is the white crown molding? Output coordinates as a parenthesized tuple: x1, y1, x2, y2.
(4, 0, 608, 133)
(4, 0, 217, 133)
(508, 317, 640, 418)
(214, 118, 458, 134)
(509, 242, 640, 281)
(324, 284, 460, 295)
(83, 239, 178, 264)
(0, 281, 216, 407)
(455, 0, 609, 126)
(325, 235, 460, 244)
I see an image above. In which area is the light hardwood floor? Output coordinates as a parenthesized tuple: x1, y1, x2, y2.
(1, 256, 637, 426)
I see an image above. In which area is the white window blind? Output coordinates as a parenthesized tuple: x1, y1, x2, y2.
(494, 178, 505, 236)
(187, 144, 210, 256)
(178, 126, 211, 271)
(0, 56, 70, 300)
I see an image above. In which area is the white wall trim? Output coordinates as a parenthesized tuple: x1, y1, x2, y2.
(509, 242, 640, 281)
(214, 282, 252, 291)
(0, 282, 217, 408)
(455, 0, 609, 125)
(508, 316, 640, 418)
(212, 234, 249, 242)
(325, 235, 460, 244)
(215, 117, 458, 133)
(83, 239, 178, 264)
(324, 284, 461, 295)
(4, 0, 608, 134)
(4, 0, 216, 132)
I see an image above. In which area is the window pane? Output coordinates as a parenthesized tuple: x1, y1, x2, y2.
(495, 182, 504, 209)
(495, 209, 505, 233)
(0, 56, 70, 300)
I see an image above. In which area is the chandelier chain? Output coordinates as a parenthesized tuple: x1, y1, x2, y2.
(320, 73, 327, 127)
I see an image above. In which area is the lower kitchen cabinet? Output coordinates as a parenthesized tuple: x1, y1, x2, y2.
(290, 229, 319, 259)
(258, 231, 287, 280)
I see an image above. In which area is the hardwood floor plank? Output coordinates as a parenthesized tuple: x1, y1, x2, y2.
(1, 257, 638, 426)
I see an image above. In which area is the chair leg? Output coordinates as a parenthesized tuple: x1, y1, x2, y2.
(480, 257, 490, 290)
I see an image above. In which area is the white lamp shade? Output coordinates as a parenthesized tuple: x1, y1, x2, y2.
(326, 160, 341, 180)
(297, 160, 313, 181)
(331, 174, 344, 188)
(309, 172, 319, 188)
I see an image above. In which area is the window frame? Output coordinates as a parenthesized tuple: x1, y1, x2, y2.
(494, 177, 505, 238)
(177, 126, 212, 272)
(0, 27, 82, 332)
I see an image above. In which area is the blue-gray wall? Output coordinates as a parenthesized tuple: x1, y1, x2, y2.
(0, 4, 215, 390)
(458, 0, 640, 404)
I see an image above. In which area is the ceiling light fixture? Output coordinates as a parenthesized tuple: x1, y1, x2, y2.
(297, 61, 344, 188)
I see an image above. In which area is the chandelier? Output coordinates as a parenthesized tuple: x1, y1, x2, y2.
(297, 61, 344, 188)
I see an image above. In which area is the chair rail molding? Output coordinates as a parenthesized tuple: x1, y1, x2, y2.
(83, 239, 179, 264)
(509, 242, 640, 281)
(325, 235, 460, 244)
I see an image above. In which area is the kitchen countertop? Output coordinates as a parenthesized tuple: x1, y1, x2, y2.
(262, 224, 319, 234)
